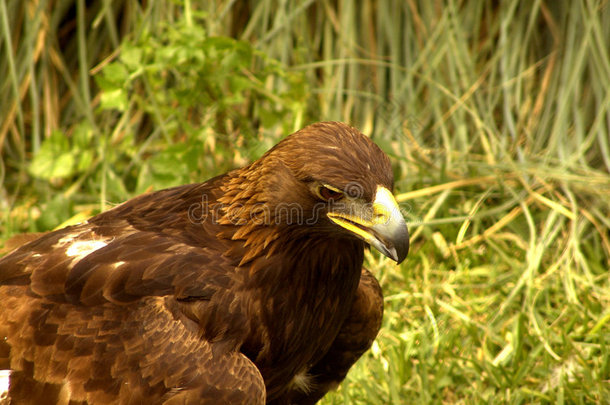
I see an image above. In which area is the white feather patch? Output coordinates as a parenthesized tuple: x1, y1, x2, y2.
(290, 370, 314, 394)
(112, 261, 126, 269)
(65, 240, 108, 258)
(0, 370, 10, 401)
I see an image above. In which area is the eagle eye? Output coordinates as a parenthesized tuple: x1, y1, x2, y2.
(317, 185, 343, 201)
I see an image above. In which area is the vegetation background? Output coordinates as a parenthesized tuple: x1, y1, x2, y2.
(1, 0, 609, 403)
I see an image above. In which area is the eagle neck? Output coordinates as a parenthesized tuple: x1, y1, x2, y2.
(243, 232, 365, 383)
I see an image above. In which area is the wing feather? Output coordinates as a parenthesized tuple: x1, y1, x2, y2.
(1, 288, 264, 404)
(0, 219, 234, 307)
(0, 183, 266, 403)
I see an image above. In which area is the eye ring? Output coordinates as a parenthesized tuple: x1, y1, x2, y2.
(317, 185, 344, 201)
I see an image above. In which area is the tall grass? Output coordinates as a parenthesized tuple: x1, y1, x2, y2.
(1, 0, 609, 403)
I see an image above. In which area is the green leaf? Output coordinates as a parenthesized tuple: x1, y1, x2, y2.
(72, 122, 93, 148)
(29, 131, 76, 180)
(35, 194, 73, 231)
(96, 63, 129, 91)
(121, 43, 144, 70)
(30, 152, 75, 179)
(100, 88, 129, 111)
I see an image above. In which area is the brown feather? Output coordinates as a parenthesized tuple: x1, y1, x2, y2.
(1, 232, 49, 253)
(0, 122, 402, 404)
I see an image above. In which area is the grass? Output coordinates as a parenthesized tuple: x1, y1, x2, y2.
(1, 0, 609, 403)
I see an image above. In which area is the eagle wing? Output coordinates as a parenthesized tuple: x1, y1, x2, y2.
(0, 205, 266, 404)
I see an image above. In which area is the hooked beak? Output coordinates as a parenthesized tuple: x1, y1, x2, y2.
(327, 185, 409, 263)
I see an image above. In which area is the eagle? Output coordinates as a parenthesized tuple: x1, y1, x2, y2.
(0, 122, 409, 404)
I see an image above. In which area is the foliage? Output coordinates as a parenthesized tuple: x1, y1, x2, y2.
(1, 0, 609, 403)
(1, 1, 307, 233)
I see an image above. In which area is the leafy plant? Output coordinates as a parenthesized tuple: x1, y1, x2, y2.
(3, 4, 308, 234)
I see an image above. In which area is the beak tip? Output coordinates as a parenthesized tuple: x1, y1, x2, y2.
(372, 227, 409, 264)
(386, 247, 399, 262)
(395, 243, 409, 264)
(392, 233, 409, 264)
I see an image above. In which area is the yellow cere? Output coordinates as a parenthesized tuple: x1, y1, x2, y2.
(371, 185, 399, 225)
